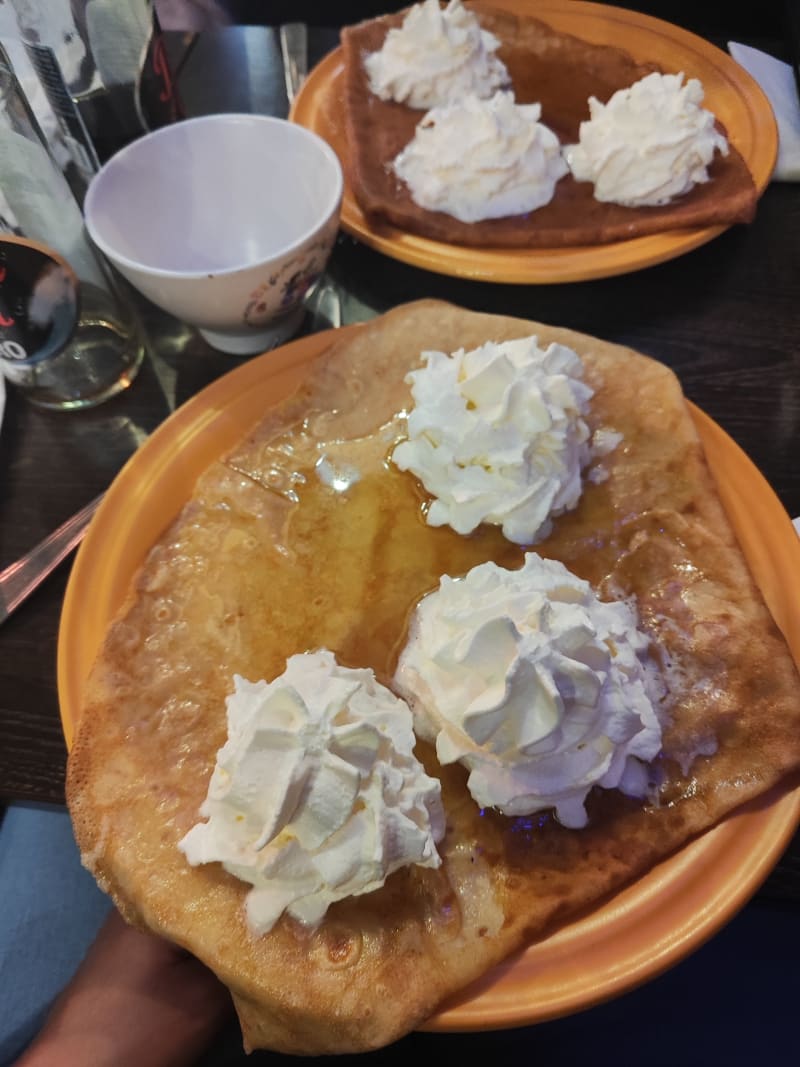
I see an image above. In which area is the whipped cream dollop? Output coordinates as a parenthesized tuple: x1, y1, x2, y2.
(564, 71, 729, 207)
(179, 651, 445, 934)
(394, 554, 665, 829)
(364, 0, 509, 110)
(393, 91, 568, 223)
(391, 335, 594, 544)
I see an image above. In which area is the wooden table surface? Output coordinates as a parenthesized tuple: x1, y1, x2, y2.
(1, 11, 798, 900)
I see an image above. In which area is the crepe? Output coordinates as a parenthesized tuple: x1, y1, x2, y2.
(341, 2, 759, 246)
(66, 300, 800, 1055)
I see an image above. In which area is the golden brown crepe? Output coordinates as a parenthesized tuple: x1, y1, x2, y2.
(341, 2, 759, 246)
(67, 300, 800, 1055)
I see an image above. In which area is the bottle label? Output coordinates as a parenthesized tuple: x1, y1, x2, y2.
(0, 236, 79, 374)
(139, 12, 183, 130)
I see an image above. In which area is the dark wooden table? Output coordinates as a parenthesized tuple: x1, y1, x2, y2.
(1, 7, 798, 904)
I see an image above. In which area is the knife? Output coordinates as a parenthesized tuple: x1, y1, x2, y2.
(0, 492, 104, 624)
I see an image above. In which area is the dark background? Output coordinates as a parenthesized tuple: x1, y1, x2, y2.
(211, 0, 788, 38)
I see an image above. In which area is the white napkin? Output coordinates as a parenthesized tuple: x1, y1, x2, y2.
(728, 41, 800, 181)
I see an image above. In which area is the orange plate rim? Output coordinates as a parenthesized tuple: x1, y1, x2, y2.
(290, 0, 777, 284)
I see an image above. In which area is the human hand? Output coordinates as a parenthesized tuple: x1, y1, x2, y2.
(16, 908, 234, 1067)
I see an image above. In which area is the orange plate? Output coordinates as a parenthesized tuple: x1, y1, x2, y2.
(290, 0, 777, 284)
(58, 328, 800, 1031)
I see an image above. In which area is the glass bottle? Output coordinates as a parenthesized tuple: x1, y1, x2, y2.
(0, 50, 144, 409)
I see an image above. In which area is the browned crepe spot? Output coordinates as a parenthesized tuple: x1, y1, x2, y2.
(341, 3, 758, 247)
(67, 301, 800, 1054)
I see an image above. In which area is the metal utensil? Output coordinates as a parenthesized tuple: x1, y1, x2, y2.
(308, 278, 343, 333)
(0, 492, 103, 624)
(279, 22, 308, 105)
(279, 24, 343, 333)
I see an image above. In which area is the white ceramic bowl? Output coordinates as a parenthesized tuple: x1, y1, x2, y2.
(84, 114, 343, 355)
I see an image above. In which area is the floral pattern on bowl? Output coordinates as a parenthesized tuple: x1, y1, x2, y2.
(244, 221, 339, 329)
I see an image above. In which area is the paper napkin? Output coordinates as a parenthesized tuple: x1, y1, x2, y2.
(728, 41, 800, 181)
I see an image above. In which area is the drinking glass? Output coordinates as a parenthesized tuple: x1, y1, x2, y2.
(0, 57, 144, 410)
